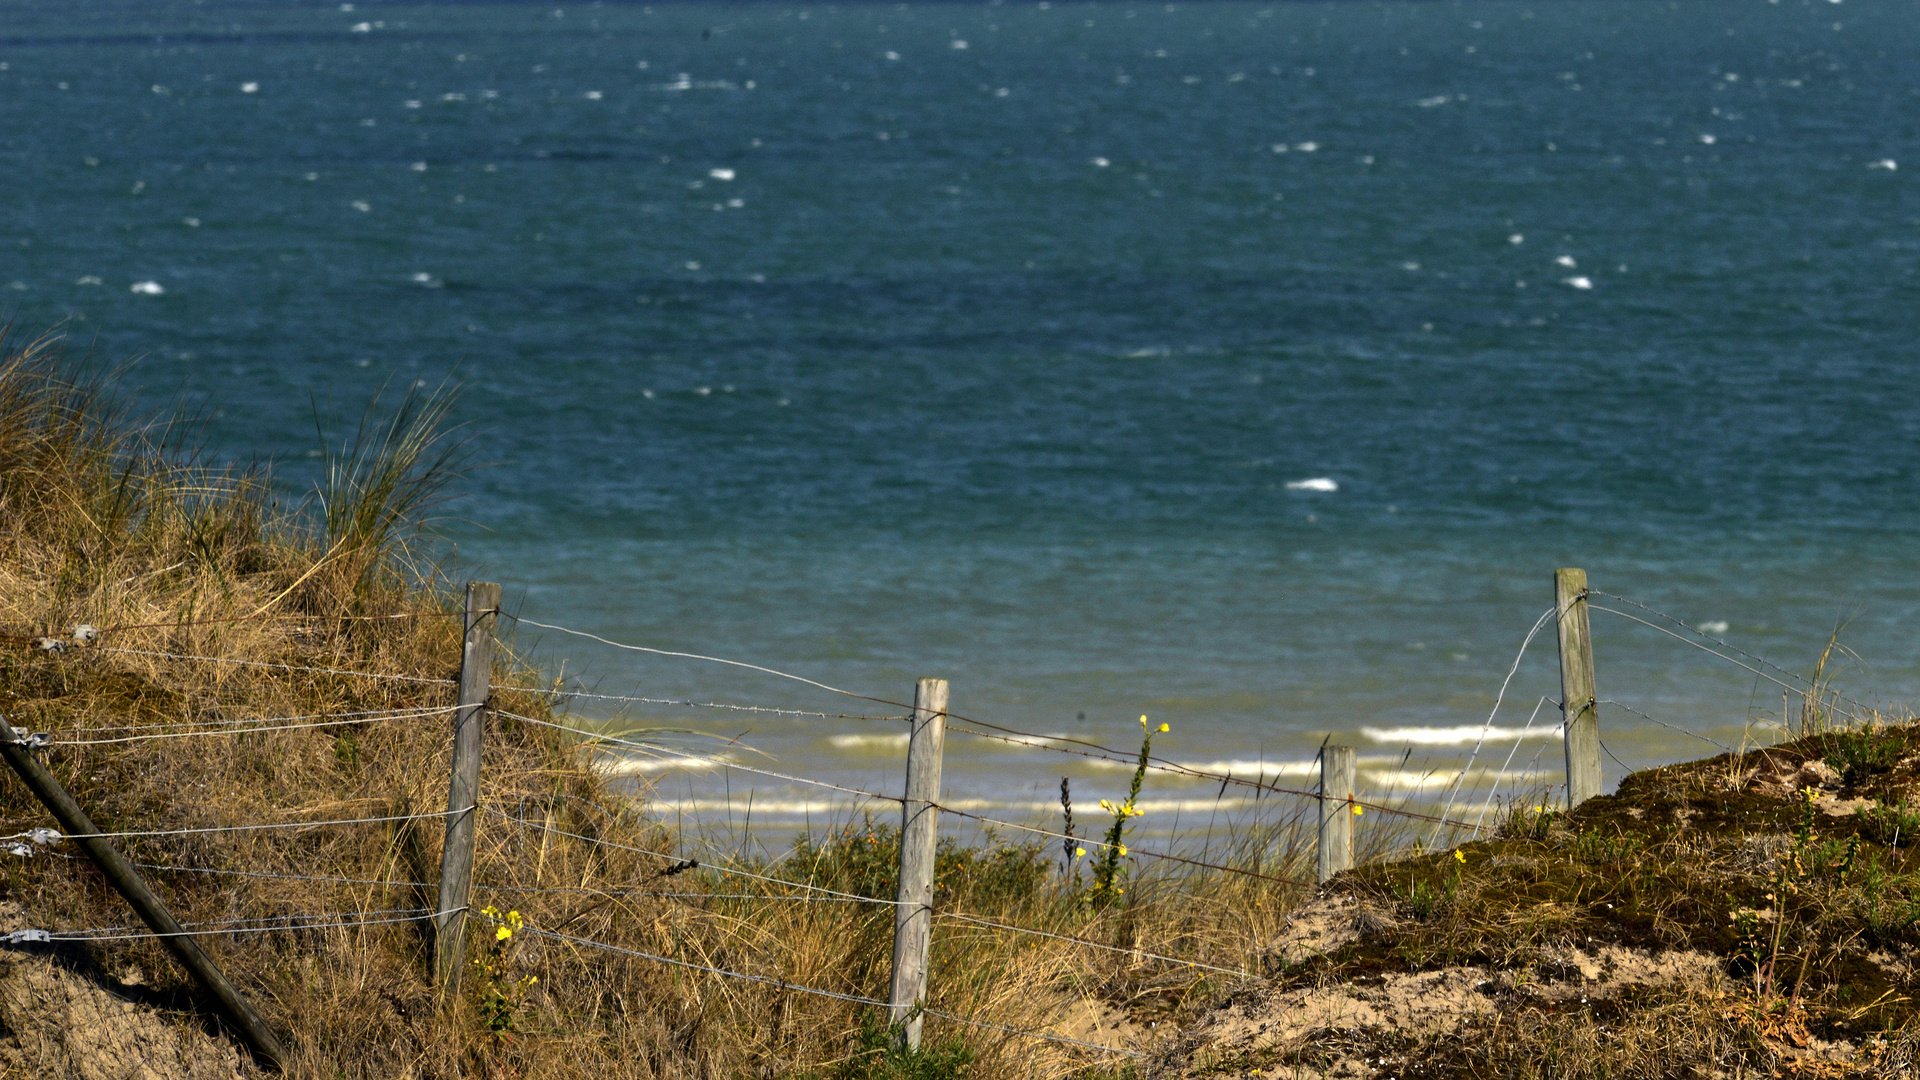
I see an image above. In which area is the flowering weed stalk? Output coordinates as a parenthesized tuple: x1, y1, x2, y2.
(472, 905, 537, 1039)
(1090, 715, 1168, 906)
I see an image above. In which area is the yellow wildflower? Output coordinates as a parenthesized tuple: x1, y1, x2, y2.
(1453, 849, 1466, 864)
(1351, 804, 1364, 817)
(1074, 847, 1086, 858)
(1158, 722, 1170, 733)
(496, 926, 513, 941)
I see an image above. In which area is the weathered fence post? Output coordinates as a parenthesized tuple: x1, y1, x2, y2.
(0, 714, 288, 1069)
(1555, 568, 1601, 808)
(888, 677, 948, 1050)
(1317, 744, 1355, 883)
(435, 581, 499, 997)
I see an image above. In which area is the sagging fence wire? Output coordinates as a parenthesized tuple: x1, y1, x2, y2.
(526, 926, 1146, 1059)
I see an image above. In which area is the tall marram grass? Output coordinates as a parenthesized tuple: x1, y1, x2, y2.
(0, 331, 1323, 1079)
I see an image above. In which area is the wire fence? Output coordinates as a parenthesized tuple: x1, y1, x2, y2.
(1, 578, 1879, 1063)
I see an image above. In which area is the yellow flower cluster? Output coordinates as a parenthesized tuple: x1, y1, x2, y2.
(1139, 714, 1170, 733)
(1097, 798, 1145, 818)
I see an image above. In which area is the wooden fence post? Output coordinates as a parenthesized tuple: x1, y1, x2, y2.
(0, 715, 288, 1069)
(888, 677, 948, 1050)
(1318, 745, 1355, 883)
(1555, 568, 1601, 808)
(435, 581, 499, 996)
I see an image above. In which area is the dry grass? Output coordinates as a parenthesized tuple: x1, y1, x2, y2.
(0, 330, 1324, 1079)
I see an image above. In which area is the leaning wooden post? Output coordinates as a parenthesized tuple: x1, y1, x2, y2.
(0, 714, 288, 1069)
(888, 677, 948, 1050)
(435, 581, 499, 997)
(1317, 744, 1356, 882)
(1555, 568, 1601, 808)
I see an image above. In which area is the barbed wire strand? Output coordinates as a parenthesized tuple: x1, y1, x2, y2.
(40, 806, 470, 842)
(1587, 606, 1870, 714)
(51, 707, 458, 746)
(939, 911, 1248, 978)
(100, 647, 457, 686)
(51, 910, 435, 942)
(526, 927, 1143, 1059)
(537, 686, 906, 722)
(38, 705, 455, 739)
(1588, 591, 1825, 692)
(1598, 699, 1732, 752)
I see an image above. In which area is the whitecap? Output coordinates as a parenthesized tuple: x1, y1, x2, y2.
(240, 82, 259, 94)
(1699, 133, 1716, 145)
(885, 51, 901, 61)
(74, 276, 102, 286)
(1697, 620, 1730, 635)
(1296, 141, 1319, 152)
(585, 90, 603, 100)
(1285, 477, 1338, 492)
(1563, 276, 1593, 289)
(950, 39, 969, 50)
(1509, 233, 1524, 244)
(1869, 159, 1897, 171)
(1416, 94, 1450, 108)
(1091, 156, 1110, 167)
(129, 281, 165, 295)
(350, 200, 371, 212)
(1362, 725, 1561, 746)
(1554, 254, 1577, 267)
(709, 167, 736, 181)
(827, 733, 910, 750)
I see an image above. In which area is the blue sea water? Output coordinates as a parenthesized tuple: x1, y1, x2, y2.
(4, 0, 1919, 838)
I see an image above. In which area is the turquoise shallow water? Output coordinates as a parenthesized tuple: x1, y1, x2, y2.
(4, 0, 1919, 836)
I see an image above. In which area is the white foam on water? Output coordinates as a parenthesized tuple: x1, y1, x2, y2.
(129, 281, 164, 295)
(1869, 159, 1897, 171)
(827, 733, 910, 750)
(74, 276, 101, 286)
(1555, 255, 1577, 267)
(1697, 620, 1730, 634)
(1564, 276, 1594, 289)
(709, 168, 736, 181)
(1509, 233, 1525, 244)
(1362, 725, 1561, 745)
(594, 754, 736, 776)
(1285, 477, 1338, 492)
(240, 82, 259, 94)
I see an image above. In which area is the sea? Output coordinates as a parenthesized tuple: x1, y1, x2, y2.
(4, 0, 1918, 851)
